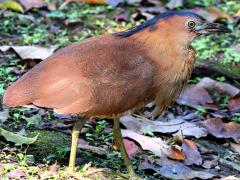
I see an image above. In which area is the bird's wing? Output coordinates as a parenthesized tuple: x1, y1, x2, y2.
(4, 35, 155, 116)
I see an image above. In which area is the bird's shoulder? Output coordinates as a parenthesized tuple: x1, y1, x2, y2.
(42, 34, 155, 79)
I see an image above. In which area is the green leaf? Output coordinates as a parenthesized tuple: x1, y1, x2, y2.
(0, 127, 38, 146)
(0, 0, 24, 13)
(24, 114, 41, 128)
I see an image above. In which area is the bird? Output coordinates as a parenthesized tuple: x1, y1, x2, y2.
(3, 10, 230, 178)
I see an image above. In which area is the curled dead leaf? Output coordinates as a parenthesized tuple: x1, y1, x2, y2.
(178, 77, 240, 110)
(197, 77, 240, 97)
(177, 84, 216, 110)
(202, 118, 240, 143)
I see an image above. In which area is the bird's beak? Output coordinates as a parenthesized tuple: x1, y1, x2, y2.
(195, 22, 231, 35)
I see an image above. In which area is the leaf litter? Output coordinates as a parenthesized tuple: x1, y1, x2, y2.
(119, 75, 240, 178)
(139, 156, 215, 180)
(120, 115, 208, 138)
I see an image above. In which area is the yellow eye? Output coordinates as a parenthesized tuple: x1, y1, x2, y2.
(188, 21, 196, 28)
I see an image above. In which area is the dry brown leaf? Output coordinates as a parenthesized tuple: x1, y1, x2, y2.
(123, 139, 140, 159)
(177, 84, 216, 110)
(121, 129, 189, 160)
(197, 77, 240, 97)
(6, 169, 26, 179)
(167, 146, 185, 161)
(121, 129, 168, 156)
(202, 118, 240, 143)
(139, 157, 215, 180)
(228, 95, 240, 112)
(182, 139, 202, 166)
(0, 45, 57, 60)
(178, 77, 240, 110)
(120, 115, 208, 138)
(18, 0, 47, 11)
(193, 7, 233, 22)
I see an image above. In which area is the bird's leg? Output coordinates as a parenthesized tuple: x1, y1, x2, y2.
(68, 119, 86, 172)
(113, 117, 137, 178)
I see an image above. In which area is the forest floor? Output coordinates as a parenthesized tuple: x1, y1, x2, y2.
(0, 0, 240, 179)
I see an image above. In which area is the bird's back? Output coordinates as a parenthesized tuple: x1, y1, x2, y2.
(3, 34, 156, 117)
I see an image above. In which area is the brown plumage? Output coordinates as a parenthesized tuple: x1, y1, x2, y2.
(3, 13, 200, 116)
(3, 11, 230, 176)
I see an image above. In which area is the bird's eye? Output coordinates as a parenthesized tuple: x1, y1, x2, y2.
(187, 21, 196, 29)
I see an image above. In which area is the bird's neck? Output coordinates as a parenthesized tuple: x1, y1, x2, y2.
(131, 30, 191, 58)
(129, 28, 196, 83)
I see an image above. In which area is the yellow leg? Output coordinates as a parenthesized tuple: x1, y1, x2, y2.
(113, 117, 137, 178)
(68, 119, 86, 172)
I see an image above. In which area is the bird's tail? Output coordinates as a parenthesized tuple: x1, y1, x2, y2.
(3, 81, 33, 107)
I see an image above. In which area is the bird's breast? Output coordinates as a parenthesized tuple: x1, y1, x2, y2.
(152, 48, 196, 113)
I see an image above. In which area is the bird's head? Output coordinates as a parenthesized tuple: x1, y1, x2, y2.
(159, 11, 231, 42)
(118, 11, 231, 50)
